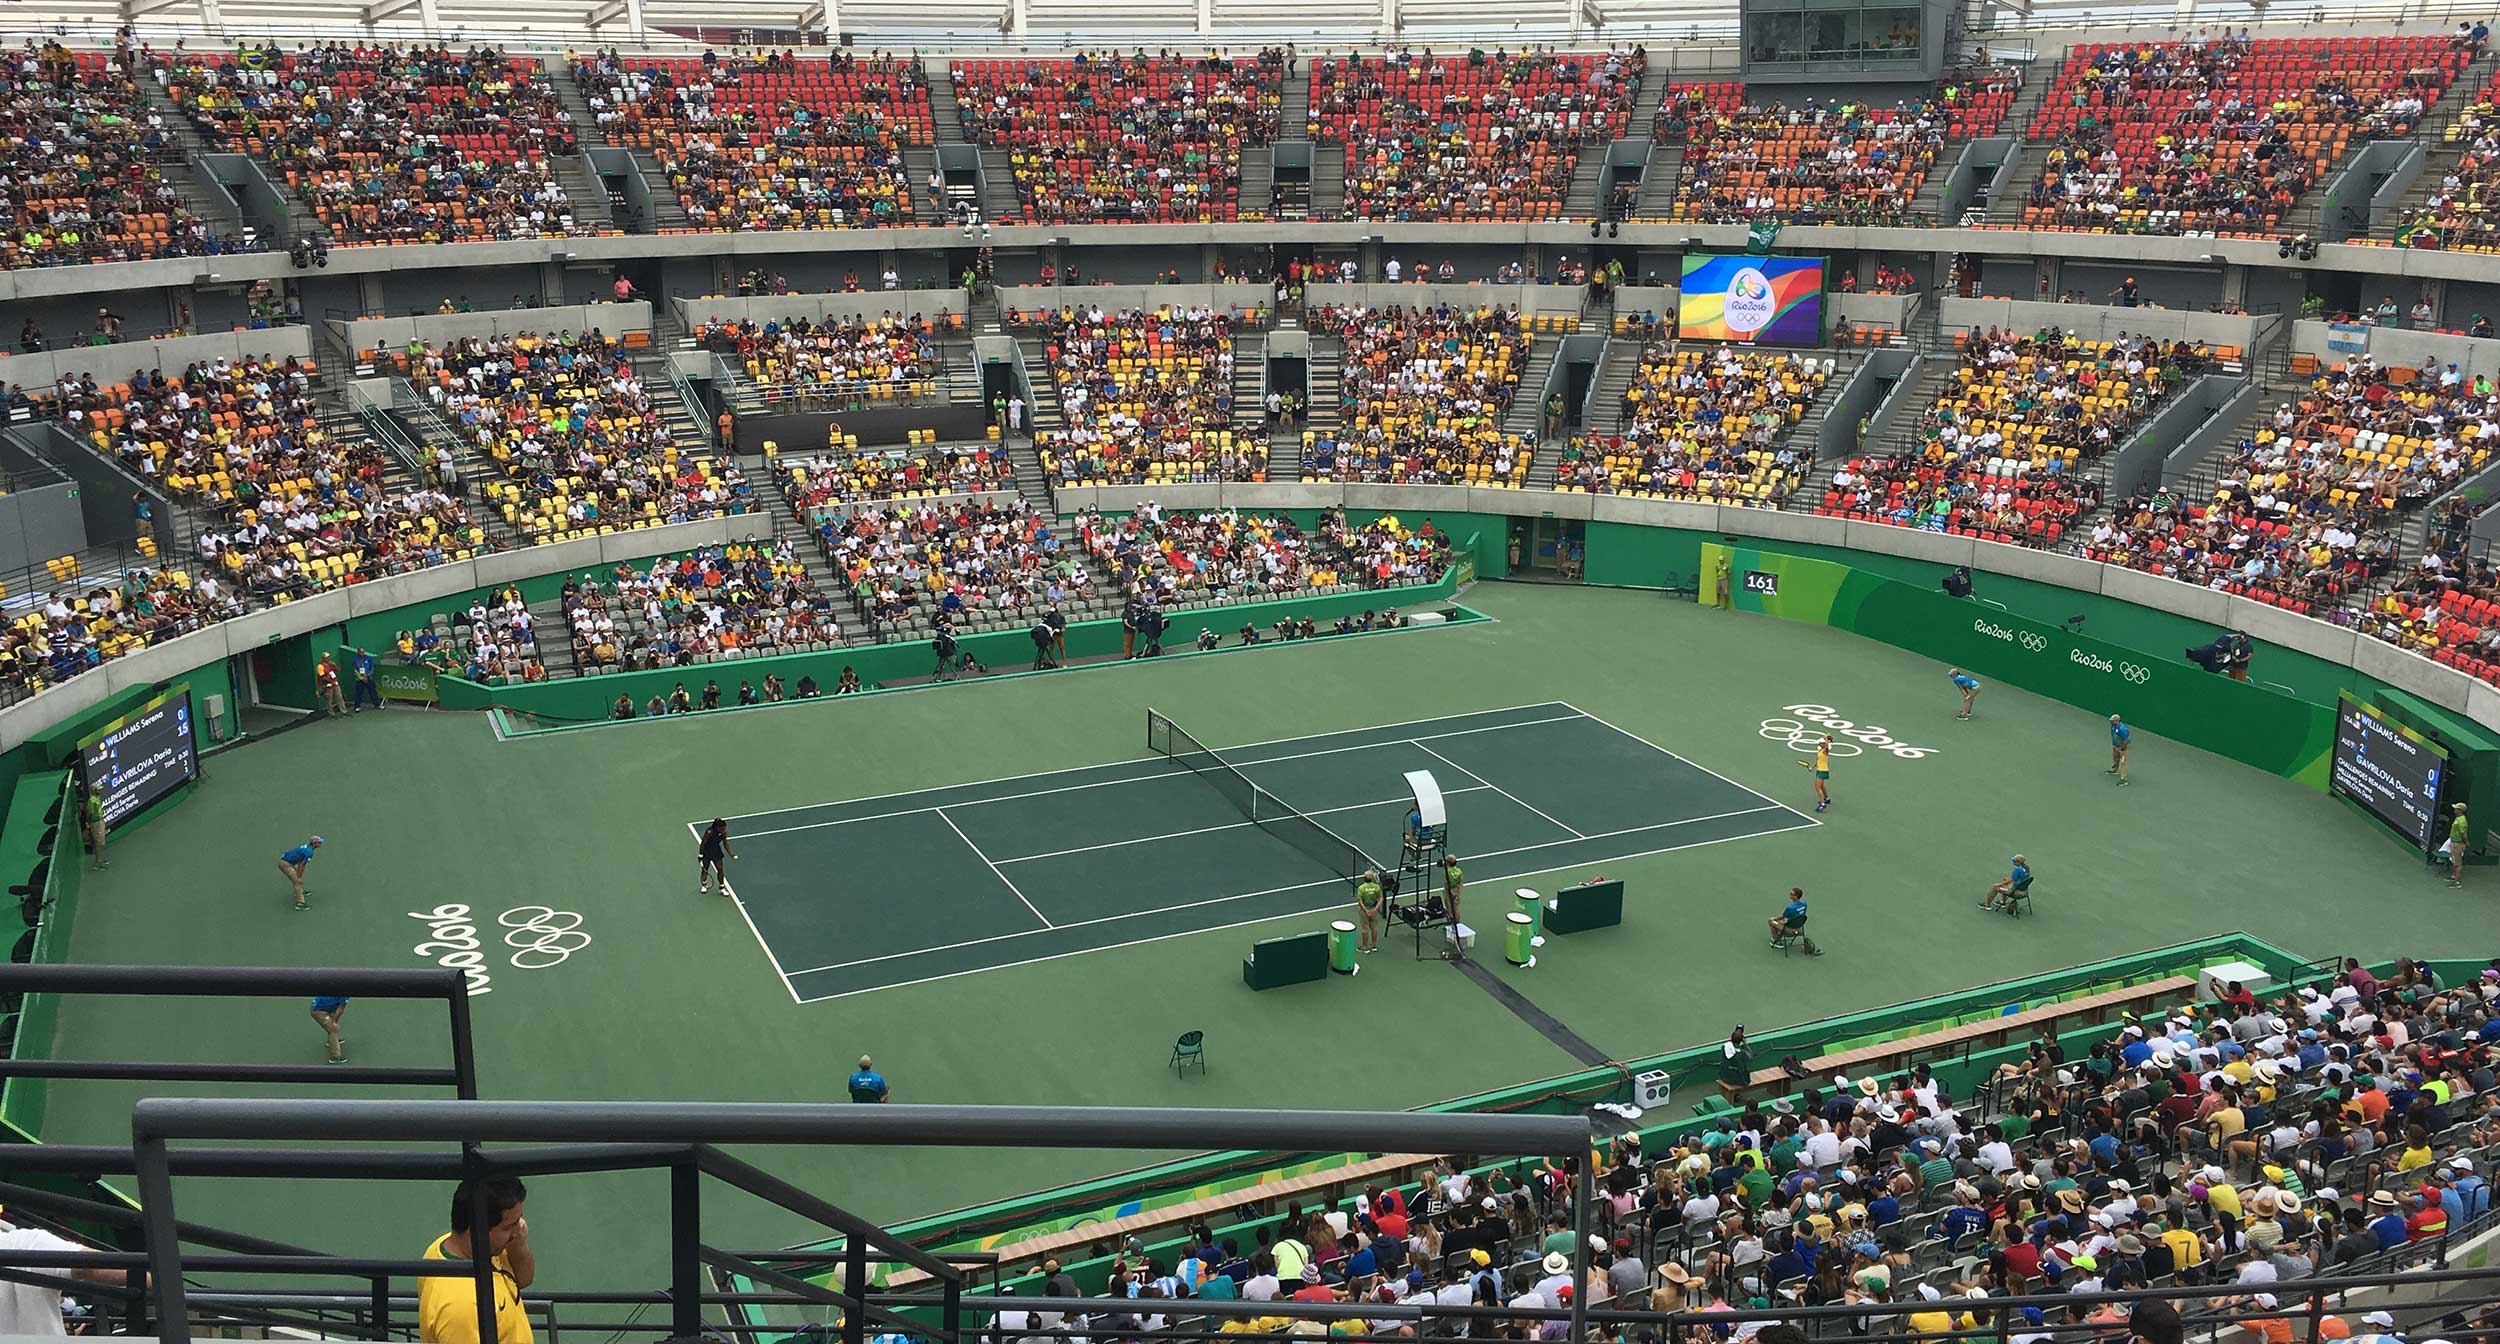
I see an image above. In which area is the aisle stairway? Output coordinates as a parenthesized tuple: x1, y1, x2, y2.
(1499, 341, 1563, 442)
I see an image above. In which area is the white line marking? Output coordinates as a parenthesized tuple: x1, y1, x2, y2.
(787, 812, 1820, 1002)
(726, 714, 1589, 840)
(996, 786, 1498, 865)
(708, 702, 1576, 825)
(689, 820, 803, 1005)
(781, 802, 1797, 981)
(1549, 698, 1824, 828)
(1409, 740, 1586, 840)
(935, 807, 1055, 929)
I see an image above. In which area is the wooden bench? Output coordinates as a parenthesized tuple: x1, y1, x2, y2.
(881, 1152, 1430, 1290)
(1722, 974, 2198, 1105)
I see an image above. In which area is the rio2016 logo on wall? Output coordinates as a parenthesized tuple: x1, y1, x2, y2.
(1722, 267, 1779, 335)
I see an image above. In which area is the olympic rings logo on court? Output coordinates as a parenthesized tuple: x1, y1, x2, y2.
(500, 906, 592, 968)
(410, 903, 593, 993)
(2017, 632, 2049, 653)
(2119, 662, 2153, 685)
(1762, 705, 1939, 760)
(1761, 719, 1868, 757)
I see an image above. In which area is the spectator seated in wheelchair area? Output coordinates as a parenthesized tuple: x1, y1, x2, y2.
(1982, 854, 2034, 913)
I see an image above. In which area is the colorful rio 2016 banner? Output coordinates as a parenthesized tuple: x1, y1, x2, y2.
(1678, 254, 1827, 345)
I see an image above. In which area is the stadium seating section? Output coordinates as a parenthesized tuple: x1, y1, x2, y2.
(2019, 35, 2467, 235)
(160, 44, 587, 243)
(2091, 359, 2495, 611)
(1, 45, 236, 268)
(776, 442, 1018, 509)
(571, 51, 930, 230)
(951, 53, 1283, 223)
(1, 570, 245, 700)
(560, 542, 841, 674)
(1300, 304, 1533, 485)
(692, 314, 947, 403)
(2394, 73, 2500, 250)
(1022, 306, 1260, 485)
(806, 498, 1080, 636)
(1080, 505, 1452, 600)
(1559, 347, 1830, 502)
(1820, 332, 2193, 547)
(400, 332, 752, 540)
(1656, 73, 2018, 225)
(1308, 50, 1643, 220)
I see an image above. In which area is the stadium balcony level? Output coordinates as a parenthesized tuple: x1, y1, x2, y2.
(6, 225, 2497, 297)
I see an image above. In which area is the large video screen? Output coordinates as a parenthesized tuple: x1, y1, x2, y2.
(2330, 694, 2447, 851)
(78, 685, 199, 827)
(1679, 254, 1826, 345)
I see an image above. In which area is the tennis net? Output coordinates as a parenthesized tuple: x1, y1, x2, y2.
(1146, 709, 1382, 885)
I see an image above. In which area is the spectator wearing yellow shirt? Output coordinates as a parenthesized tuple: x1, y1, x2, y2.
(419, 1177, 536, 1344)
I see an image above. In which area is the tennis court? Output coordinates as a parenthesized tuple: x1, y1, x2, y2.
(697, 701, 1819, 1002)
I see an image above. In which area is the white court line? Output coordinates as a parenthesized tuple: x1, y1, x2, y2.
(708, 701, 1577, 826)
(997, 785, 1498, 865)
(728, 713, 1588, 840)
(688, 820, 804, 1006)
(935, 807, 1055, 929)
(1549, 698, 1824, 828)
(1409, 739, 1586, 840)
(787, 810, 1820, 1003)
(782, 801, 1796, 981)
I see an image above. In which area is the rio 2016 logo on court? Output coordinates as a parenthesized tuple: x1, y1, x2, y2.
(1722, 267, 1779, 335)
(410, 904, 594, 995)
(1760, 704, 1939, 760)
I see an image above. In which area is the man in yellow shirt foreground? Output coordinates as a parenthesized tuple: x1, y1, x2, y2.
(419, 1177, 537, 1343)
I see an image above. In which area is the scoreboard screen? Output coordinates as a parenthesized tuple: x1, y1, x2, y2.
(78, 685, 200, 826)
(2330, 694, 2447, 851)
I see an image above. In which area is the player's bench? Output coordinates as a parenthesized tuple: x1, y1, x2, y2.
(1724, 974, 2199, 1106)
(880, 1152, 1429, 1291)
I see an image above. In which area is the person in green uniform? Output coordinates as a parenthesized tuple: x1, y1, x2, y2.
(81, 782, 108, 869)
(2445, 803, 2470, 888)
(1354, 869, 1385, 953)
(1717, 1025, 1753, 1102)
(1440, 855, 1465, 958)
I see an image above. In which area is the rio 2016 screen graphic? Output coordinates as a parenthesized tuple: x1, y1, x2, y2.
(1678, 254, 1827, 345)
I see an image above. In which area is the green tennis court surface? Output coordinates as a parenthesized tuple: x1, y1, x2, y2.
(701, 701, 1819, 1001)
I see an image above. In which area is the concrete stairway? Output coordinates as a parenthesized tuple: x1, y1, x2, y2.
(1631, 145, 1682, 218)
(1563, 151, 1607, 219)
(1280, 72, 1310, 137)
(1792, 350, 1865, 459)
(628, 149, 691, 229)
(975, 147, 1022, 221)
(2358, 51, 2500, 240)
(929, 66, 968, 140)
(551, 69, 605, 145)
(140, 80, 324, 239)
(1621, 62, 1670, 142)
(554, 155, 617, 232)
(1499, 340, 1562, 442)
(1240, 151, 1275, 219)
(1231, 330, 1267, 434)
(1588, 337, 1645, 434)
(1312, 144, 1347, 219)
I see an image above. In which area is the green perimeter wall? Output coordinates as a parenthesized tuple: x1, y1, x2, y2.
(1703, 542, 2337, 788)
(1588, 521, 2409, 715)
(434, 569, 1466, 722)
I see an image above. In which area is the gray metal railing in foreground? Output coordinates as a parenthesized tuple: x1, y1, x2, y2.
(122, 1101, 1591, 1344)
